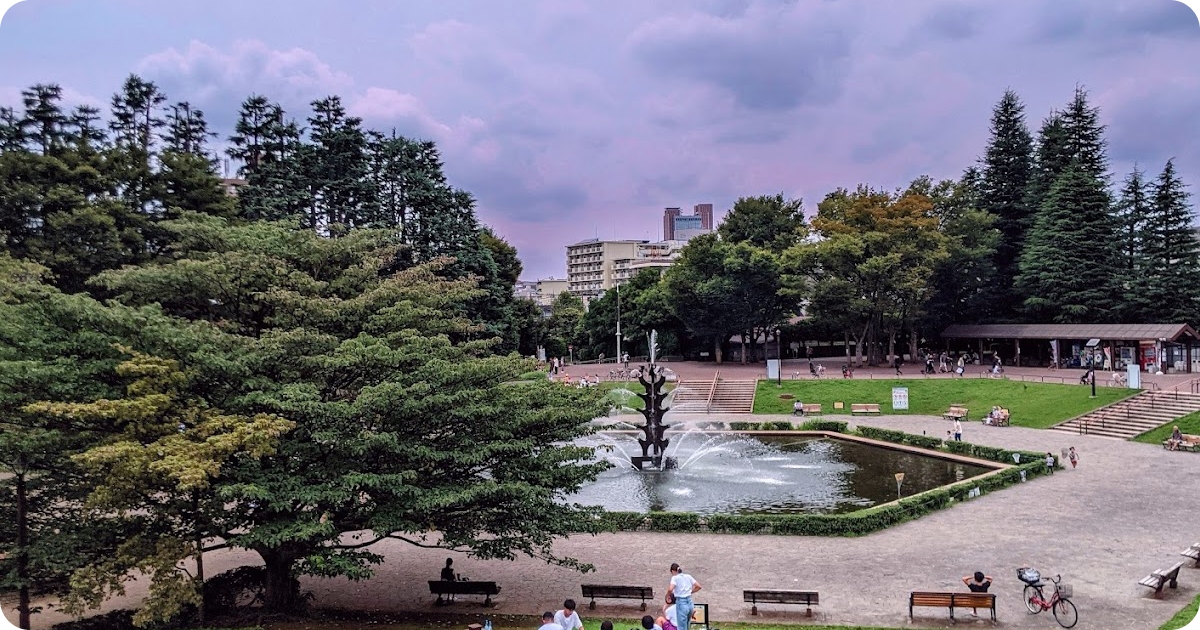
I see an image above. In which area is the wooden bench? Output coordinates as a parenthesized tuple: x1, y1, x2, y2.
(943, 405, 969, 421)
(428, 580, 500, 607)
(580, 584, 653, 610)
(850, 403, 881, 415)
(909, 591, 996, 622)
(802, 403, 822, 416)
(743, 589, 819, 617)
(1180, 544, 1200, 567)
(993, 408, 1011, 427)
(1139, 561, 1185, 598)
(1163, 434, 1200, 452)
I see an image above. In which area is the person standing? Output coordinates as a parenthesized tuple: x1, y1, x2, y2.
(953, 418, 963, 442)
(553, 599, 584, 630)
(668, 563, 701, 630)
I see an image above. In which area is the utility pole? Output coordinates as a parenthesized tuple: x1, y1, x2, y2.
(615, 284, 622, 365)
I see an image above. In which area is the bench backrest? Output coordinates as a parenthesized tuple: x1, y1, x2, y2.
(851, 403, 879, 411)
(1165, 562, 1185, 579)
(743, 589, 818, 605)
(802, 404, 822, 411)
(428, 580, 500, 595)
(581, 585, 652, 598)
(910, 592, 995, 608)
(948, 406, 968, 414)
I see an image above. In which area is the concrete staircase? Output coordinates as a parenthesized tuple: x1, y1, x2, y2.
(668, 381, 712, 413)
(707, 380, 758, 414)
(1050, 390, 1200, 439)
(665, 375, 758, 414)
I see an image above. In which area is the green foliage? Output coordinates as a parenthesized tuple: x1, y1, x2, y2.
(979, 90, 1034, 316)
(751, 379, 1131, 429)
(856, 426, 944, 450)
(717, 193, 807, 253)
(1133, 411, 1200, 445)
(799, 419, 849, 433)
(1136, 160, 1200, 325)
(728, 421, 796, 431)
(1016, 163, 1118, 322)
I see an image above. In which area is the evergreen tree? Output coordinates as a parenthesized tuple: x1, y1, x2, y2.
(978, 90, 1033, 316)
(1024, 112, 1071, 232)
(1116, 167, 1151, 274)
(109, 74, 166, 152)
(1016, 162, 1118, 323)
(1060, 86, 1109, 184)
(305, 96, 374, 229)
(64, 105, 108, 151)
(19, 83, 67, 155)
(1138, 160, 1200, 324)
(164, 101, 215, 158)
(226, 95, 277, 176)
(0, 106, 26, 151)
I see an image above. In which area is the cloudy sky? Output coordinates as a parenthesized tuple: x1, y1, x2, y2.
(1, 0, 1198, 279)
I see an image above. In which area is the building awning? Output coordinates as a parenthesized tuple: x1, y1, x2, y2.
(941, 323, 1200, 343)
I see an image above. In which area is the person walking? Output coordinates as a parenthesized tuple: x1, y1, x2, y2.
(1068, 446, 1079, 469)
(953, 418, 963, 442)
(668, 563, 701, 630)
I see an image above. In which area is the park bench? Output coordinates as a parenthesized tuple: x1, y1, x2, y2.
(802, 403, 823, 416)
(743, 589, 819, 617)
(1139, 561, 1185, 598)
(908, 591, 996, 622)
(850, 403, 881, 415)
(993, 408, 1011, 427)
(1163, 434, 1200, 452)
(943, 405, 969, 421)
(428, 580, 500, 607)
(580, 584, 654, 610)
(1181, 544, 1200, 567)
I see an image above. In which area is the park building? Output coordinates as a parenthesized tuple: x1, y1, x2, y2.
(941, 323, 1200, 374)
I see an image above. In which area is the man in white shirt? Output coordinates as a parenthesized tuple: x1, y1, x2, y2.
(553, 599, 584, 630)
(537, 612, 559, 630)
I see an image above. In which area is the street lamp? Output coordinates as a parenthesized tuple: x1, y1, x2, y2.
(615, 283, 622, 365)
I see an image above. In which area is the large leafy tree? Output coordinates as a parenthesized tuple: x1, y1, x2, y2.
(91, 216, 609, 611)
(716, 193, 807, 253)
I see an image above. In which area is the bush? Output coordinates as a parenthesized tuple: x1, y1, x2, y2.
(799, 419, 848, 433)
(647, 511, 701, 531)
(856, 426, 943, 449)
(598, 511, 646, 531)
(518, 370, 548, 381)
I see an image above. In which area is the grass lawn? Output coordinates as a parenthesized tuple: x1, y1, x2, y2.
(1133, 410, 1200, 445)
(1159, 591, 1200, 630)
(752, 378, 1132, 429)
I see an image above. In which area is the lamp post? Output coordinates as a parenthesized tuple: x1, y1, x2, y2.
(777, 327, 783, 385)
(615, 284, 621, 366)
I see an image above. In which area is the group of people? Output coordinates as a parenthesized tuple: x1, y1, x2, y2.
(536, 564, 702, 630)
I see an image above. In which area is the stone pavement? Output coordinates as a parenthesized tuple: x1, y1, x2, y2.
(7, 414, 1198, 629)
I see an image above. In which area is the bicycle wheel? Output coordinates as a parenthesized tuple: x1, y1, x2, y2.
(1024, 585, 1043, 613)
(1053, 597, 1078, 628)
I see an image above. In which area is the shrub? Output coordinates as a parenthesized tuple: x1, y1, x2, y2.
(647, 511, 700, 531)
(598, 511, 646, 531)
(856, 426, 943, 449)
(799, 419, 848, 433)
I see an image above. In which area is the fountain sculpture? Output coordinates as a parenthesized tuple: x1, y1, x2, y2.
(631, 331, 673, 471)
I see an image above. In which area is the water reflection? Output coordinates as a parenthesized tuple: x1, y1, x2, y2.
(571, 434, 991, 516)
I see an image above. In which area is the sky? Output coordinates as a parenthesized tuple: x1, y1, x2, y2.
(1, 0, 1198, 280)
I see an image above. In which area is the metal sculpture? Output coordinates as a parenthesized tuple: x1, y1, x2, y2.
(631, 331, 672, 470)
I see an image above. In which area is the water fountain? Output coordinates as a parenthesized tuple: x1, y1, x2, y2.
(630, 331, 673, 471)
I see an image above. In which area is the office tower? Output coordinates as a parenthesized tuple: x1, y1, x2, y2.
(694, 203, 714, 230)
(663, 207, 682, 241)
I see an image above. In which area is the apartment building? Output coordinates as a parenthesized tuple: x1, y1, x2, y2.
(663, 204, 715, 241)
(566, 239, 685, 301)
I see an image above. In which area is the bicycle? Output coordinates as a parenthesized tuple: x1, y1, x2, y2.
(1017, 567, 1078, 628)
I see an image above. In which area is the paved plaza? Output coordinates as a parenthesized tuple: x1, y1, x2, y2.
(7, 411, 1199, 629)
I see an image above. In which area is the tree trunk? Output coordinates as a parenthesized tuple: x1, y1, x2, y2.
(714, 338, 723, 364)
(258, 548, 300, 613)
(844, 331, 851, 366)
(16, 472, 30, 630)
(740, 331, 748, 365)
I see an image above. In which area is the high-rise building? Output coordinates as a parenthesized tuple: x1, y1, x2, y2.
(663, 204, 714, 241)
(663, 207, 682, 241)
(694, 203, 714, 230)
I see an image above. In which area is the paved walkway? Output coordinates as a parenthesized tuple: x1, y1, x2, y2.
(7, 414, 1199, 629)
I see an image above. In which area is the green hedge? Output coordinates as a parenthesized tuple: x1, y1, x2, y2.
(593, 428, 1053, 537)
(728, 421, 798, 431)
(800, 419, 849, 433)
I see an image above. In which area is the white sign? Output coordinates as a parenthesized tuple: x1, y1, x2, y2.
(891, 387, 909, 410)
(766, 359, 780, 380)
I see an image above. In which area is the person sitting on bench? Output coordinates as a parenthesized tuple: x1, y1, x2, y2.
(1168, 426, 1185, 451)
(440, 558, 456, 582)
(962, 571, 993, 617)
(793, 400, 805, 416)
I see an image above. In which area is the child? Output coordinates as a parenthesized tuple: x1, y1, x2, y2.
(1045, 452, 1055, 474)
(1068, 446, 1079, 469)
(641, 615, 662, 630)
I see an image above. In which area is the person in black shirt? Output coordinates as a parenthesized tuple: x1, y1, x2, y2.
(441, 558, 456, 581)
(962, 571, 992, 616)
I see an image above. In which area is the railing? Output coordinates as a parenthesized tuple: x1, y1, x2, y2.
(705, 370, 721, 414)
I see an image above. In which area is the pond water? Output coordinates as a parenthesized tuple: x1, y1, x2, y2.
(572, 432, 992, 515)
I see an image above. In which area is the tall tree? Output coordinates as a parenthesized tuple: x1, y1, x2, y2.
(977, 90, 1033, 318)
(1136, 160, 1200, 324)
(64, 105, 108, 151)
(1060, 86, 1109, 184)
(19, 84, 67, 155)
(716, 193, 806, 253)
(663, 234, 747, 363)
(1015, 162, 1118, 322)
(1024, 112, 1071, 227)
(109, 75, 166, 153)
(164, 102, 215, 158)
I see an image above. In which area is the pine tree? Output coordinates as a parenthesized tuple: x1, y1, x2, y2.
(1060, 86, 1108, 184)
(1024, 112, 1071, 225)
(19, 84, 66, 155)
(64, 105, 107, 151)
(1114, 167, 1152, 320)
(226, 95, 277, 176)
(109, 74, 166, 152)
(1139, 160, 1200, 324)
(978, 90, 1033, 318)
(0, 107, 26, 152)
(1016, 162, 1118, 323)
(164, 101, 215, 158)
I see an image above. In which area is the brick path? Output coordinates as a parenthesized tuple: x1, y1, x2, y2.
(7, 414, 1199, 629)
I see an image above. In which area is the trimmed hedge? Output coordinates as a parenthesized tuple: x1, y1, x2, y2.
(728, 421, 798, 431)
(593, 428, 1052, 537)
(800, 419, 849, 433)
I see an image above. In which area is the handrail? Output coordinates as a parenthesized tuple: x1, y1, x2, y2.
(705, 370, 721, 414)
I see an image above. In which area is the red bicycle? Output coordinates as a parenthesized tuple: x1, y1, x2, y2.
(1017, 567, 1078, 628)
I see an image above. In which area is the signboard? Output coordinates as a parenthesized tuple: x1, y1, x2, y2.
(891, 387, 909, 410)
(1127, 364, 1141, 389)
(766, 359, 780, 380)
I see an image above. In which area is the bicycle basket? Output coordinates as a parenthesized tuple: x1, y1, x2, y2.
(1017, 567, 1042, 585)
(1055, 583, 1073, 598)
